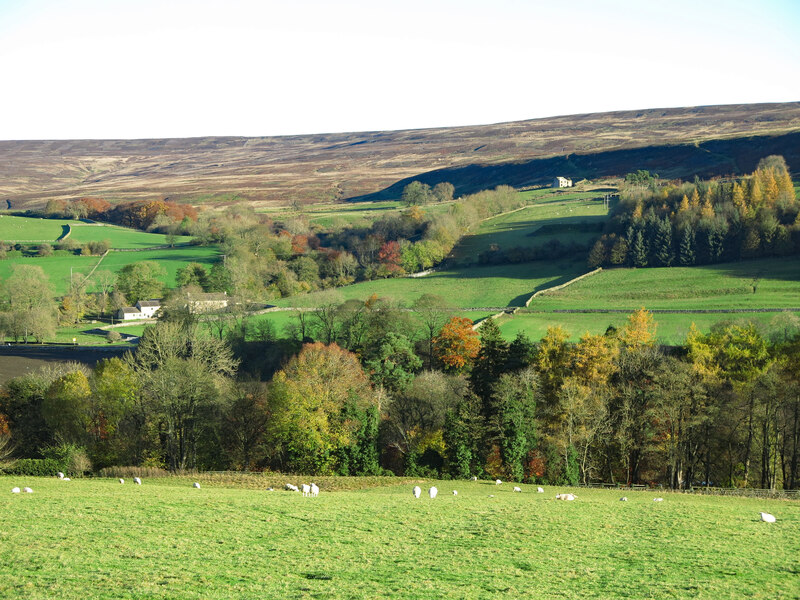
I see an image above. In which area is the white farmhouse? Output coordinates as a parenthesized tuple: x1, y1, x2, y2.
(136, 300, 161, 318)
(553, 176, 573, 188)
(116, 299, 161, 321)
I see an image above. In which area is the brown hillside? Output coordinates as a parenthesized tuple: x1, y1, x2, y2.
(1, 102, 799, 209)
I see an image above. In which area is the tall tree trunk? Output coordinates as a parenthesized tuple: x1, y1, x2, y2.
(743, 391, 755, 487)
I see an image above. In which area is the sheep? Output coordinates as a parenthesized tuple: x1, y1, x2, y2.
(266, 487, 274, 492)
(133, 477, 142, 485)
(653, 497, 663, 502)
(471, 476, 478, 481)
(63, 477, 71, 481)
(555, 493, 576, 501)
(23, 487, 33, 493)
(495, 479, 502, 485)
(57, 472, 65, 480)
(488, 494, 495, 498)
(428, 486, 438, 499)
(620, 497, 628, 502)
(452, 490, 458, 495)
(193, 482, 201, 489)
(537, 487, 544, 493)
(412, 486, 422, 498)
(11, 487, 20, 494)
(513, 486, 522, 493)
(284, 483, 299, 492)
(119, 478, 124, 484)
(760, 512, 776, 523)
(301, 484, 311, 497)
(310, 483, 319, 497)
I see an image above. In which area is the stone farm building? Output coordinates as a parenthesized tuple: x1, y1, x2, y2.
(185, 291, 229, 314)
(553, 176, 573, 188)
(116, 299, 161, 321)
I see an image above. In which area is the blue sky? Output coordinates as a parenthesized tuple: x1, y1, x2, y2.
(0, 0, 798, 140)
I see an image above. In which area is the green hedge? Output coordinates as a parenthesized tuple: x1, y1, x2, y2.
(3, 458, 64, 477)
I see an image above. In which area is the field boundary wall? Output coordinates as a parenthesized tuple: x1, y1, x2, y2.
(525, 267, 603, 307)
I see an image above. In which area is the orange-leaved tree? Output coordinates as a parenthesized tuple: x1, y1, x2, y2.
(434, 317, 480, 372)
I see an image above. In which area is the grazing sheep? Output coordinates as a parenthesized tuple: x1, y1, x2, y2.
(23, 487, 33, 493)
(301, 484, 311, 497)
(537, 487, 544, 493)
(495, 479, 502, 485)
(513, 487, 522, 493)
(471, 476, 478, 481)
(760, 512, 776, 523)
(620, 497, 628, 502)
(428, 486, 438, 499)
(57, 472, 65, 480)
(284, 483, 299, 492)
(555, 493, 576, 501)
(11, 487, 20, 494)
(119, 478, 124, 484)
(310, 483, 319, 497)
(193, 482, 201, 489)
(488, 494, 495, 498)
(133, 477, 142, 485)
(452, 490, 458, 495)
(412, 486, 422, 498)
(653, 497, 664, 502)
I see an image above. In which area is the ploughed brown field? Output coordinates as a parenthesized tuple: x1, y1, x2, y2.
(1, 102, 799, 209)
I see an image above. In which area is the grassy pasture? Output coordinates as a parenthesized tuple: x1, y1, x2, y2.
(0, 215, 79, 241)
(496, 310, 800, 345)
(68, 223, 192, 249)
(0, 246, 221, 296)
(532, 258, 800, 312)
(277, 258, 588, 310)
(1, 476, 798, 599)
(452, 199, 607, 263)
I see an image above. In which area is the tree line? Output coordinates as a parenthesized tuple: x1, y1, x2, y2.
(588, 156, 799, 268)
(3, 297, 800, 491)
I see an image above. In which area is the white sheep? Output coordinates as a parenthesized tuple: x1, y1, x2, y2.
(555, 493, 576, 501)
(620, 497, 628, 502)
(57, 472, 65, 480)
(412, 486, 422, 498)
(284, 483, 298, 492)
(653, 497, 663, 502)
(471, 476, 478, 481)
(513, 486, 522, 493)
(428, 486, 438, 499)
(537, 487, 544, 493)
(452, 490, 458, 496)
(310, 483, 319, 497)
(495, 479, 502, 485)
(133, 477, 142, 485)
(119, 478, 124, 484)
(193, 482, 201, 489)
(301, 484, 311, 497)
(11, 487, 20, 494)
(63, 477, 71, 481)
(760, 512, 776, 523)
(23, 487, 33, 493)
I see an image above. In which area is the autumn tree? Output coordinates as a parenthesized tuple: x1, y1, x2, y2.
(268, 343, 380, 474)
(434, 317, 480, 373)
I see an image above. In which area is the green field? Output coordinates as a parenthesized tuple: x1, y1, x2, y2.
(277, 259, 588, 310)
(532, 258, 800, 311)
(0, 215, 79, 241)
(496, 310, 800, 344)
(1, 476, 797, 599)
(0, 246, 222, 296)
(0, 216, 192, 248)
(452, 199, 607, 263)
(68, 223, 192, 248)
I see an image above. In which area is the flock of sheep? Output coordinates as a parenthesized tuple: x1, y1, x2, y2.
(6, 474, 780, 523)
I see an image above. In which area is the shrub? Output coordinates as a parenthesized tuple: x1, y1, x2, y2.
(3, 458, 63, 477)
(106, 330, 122, 344)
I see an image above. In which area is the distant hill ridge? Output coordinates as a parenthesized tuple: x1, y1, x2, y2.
(1, 102, 798, 208)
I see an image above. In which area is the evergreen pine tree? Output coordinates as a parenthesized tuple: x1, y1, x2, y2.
(653, 217, 673, 266)
(678, 226, 696, 265)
